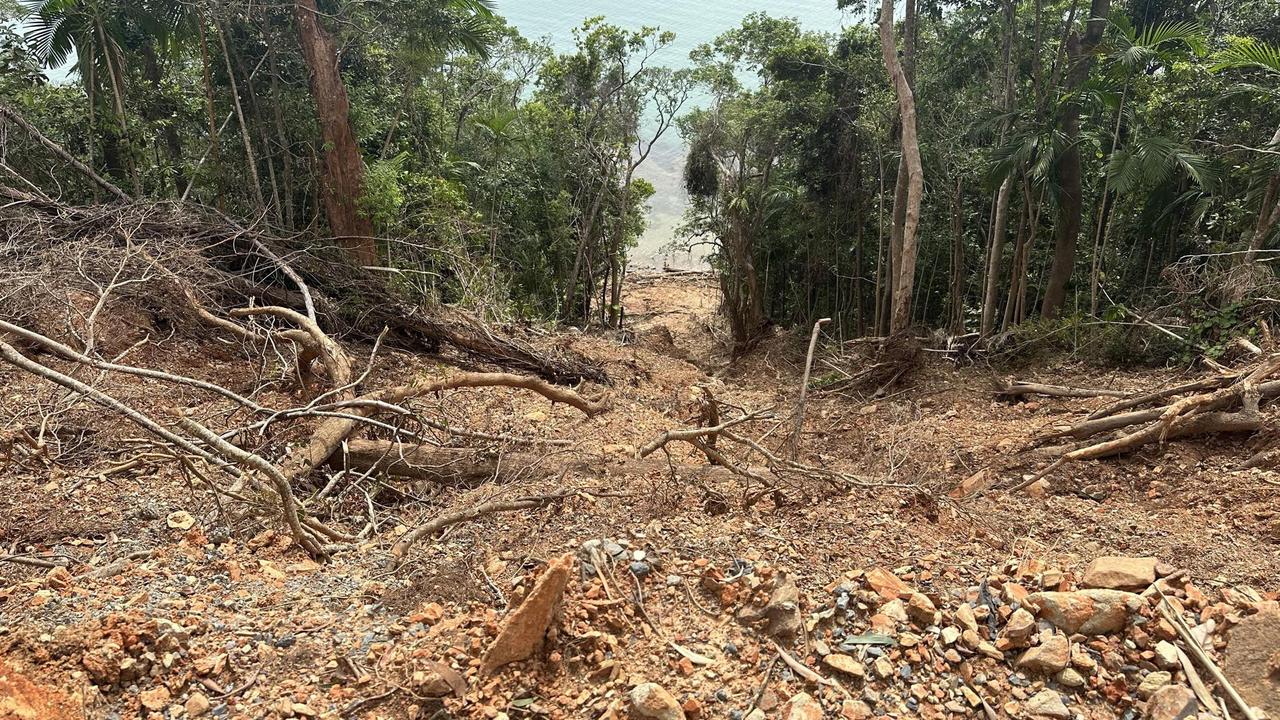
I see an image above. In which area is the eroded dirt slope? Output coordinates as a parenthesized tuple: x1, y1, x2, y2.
(2, 271, 1278, 720)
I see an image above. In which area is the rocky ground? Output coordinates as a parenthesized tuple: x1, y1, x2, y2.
(2, 272, 1279, 720)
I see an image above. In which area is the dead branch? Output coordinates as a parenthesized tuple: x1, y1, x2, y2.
(1014, 387, 1264, 490)
(995, 378, 1127, 399)
(179, 417, 326, 558)
(388, 488, 576, 564)
(0, 102, 131, 202)
(636, 409, 774, 458)
(1086, 375, 1237, 419)
(788, 317, 830, 458)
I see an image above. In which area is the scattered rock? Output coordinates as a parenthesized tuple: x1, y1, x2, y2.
(629, 683, 685, 720)
(1003, 608, 1036, 645)
(480, 552, 574, 674)
(865, 567, 910, 601)
(185, 692, 211, 718)
(1223, 608, 1280, 717)
(764, 573, 803, 639)
(1082, 556, 1157, 591)
(1017, 634, 1070, 674)
(1024, 689, 1070, 719)
(413, 662, 467, 697)
(1144, 685, 1196, 720)
(1056, 668, 1086, 688)
(1137, 671, 1172, 699)
(784, 692, 823, 720)
(139, 686, 171, 712)
(166, 510, 196, 530)
(1153, 640, 1179, 670)
(823, 654, 865, 678)
(840, 699, 873, 720)
(1024, 589, 1141, 635)
(906, 593, 937, 626)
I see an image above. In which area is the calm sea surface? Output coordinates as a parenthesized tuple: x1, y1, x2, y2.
(496, 1, 856, 265)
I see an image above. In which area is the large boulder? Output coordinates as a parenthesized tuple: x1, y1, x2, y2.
(1023, 589, 1142, 635)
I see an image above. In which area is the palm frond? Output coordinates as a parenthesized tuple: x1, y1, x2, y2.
(1211, 38, 1280, 74)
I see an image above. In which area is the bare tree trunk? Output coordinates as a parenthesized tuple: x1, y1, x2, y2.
(268, 48, 296, 229)
(949, 176, 966, 334)
(880, 0, 924, 335)
(1042, 0, 1109, 319)
(294, 0, 376, 265)
(980, 0, 1017, 336)
(1001, 200, 1030, 332)
(197, 17, 224, 211)
(981, 178, 1013, 335)
(214, 20, 266, 212)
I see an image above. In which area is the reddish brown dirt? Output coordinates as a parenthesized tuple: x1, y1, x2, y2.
(0, 659, 82, 720)
(1, 272, 1278, 719)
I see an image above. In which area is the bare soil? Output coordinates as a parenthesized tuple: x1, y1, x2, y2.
(2, 271, 1278, 720)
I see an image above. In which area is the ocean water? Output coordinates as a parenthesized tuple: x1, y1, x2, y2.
(497, 1, 856, 266)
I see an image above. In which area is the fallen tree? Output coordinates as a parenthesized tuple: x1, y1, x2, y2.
(1013, 356, 1280, 489)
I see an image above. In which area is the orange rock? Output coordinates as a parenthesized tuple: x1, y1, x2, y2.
(866, 567, 911, 601)
(480, 553, 575, 675)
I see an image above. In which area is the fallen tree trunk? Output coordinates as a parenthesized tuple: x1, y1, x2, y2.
(995, 378, 1127, 399)
(337, 439, 744, 485)
(1046, 379, 1280, 441)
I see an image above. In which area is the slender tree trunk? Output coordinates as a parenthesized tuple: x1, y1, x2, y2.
(215, 20, 266, 212)
(1002, 200, 1030, 331)
(197, 17, 224, 210)
(981, 178, 1014, 335)
(1042, 0, 1110, 319)
(879, 0, 925, 335)
(268, 49, 296, 229)
(294, 0, 376, 264)
(873, 151, 887, 334)
(564, 178, 609, 321)
(949, 176, 966, 334)
(1088, 85, 1127, 314)
(981, 0, 1017, 336)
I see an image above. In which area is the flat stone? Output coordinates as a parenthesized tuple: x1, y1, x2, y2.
(629, 683, 685, 720)
(866, 567, 910, 601)
(1024, 589, 1142, 635)
(1145, 685, 1196, 720)
(785, 692, 823, 720)
(1017, 634, 1070, 674)
(140, 686, 171, 712)
(1223, 609, 1280, 717)
(1083, 557, 1158, 591)
(1025, 689, 1070, 719)
(185, 692, 211, 717)
(823, 654, 866, 678)
(840, 699, 873, 720)
(1154, 640, 1179, 669)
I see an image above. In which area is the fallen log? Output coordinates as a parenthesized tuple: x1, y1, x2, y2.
(995, 378, 1127, 399)
(1046, 379, 1280, 441)
(337, 439, 743, 485)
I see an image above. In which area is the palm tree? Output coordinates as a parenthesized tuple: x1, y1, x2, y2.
(1087, 18, 1206, 313)
(1212, 39, 1280, 263)
(22, 0, 134, 190)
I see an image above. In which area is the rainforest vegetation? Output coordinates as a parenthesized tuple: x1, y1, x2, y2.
(2, 0, 1279, 355)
